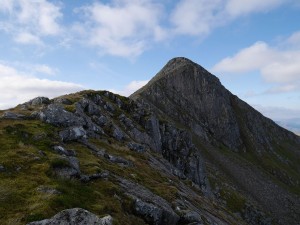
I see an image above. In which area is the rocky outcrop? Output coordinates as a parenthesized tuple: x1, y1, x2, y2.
(59, 126, 87, 141)
(1, 111, 26, 120)
(26, 97, 51, 106)
(177, 210, 203, 225)
(27, 208, 112, 225)
(31, 91, 210, 194)
(36, 104, 85, 127)
(160, 123, 210, 193)
(53, 146, 76, 157)
(51, 156, 81, 179)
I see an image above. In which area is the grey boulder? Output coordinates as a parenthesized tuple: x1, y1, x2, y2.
(59, 126, 87, 142)
(27, 208, 112, 225)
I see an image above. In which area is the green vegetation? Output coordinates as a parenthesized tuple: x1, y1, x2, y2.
(49, 157, 71, 169)
(63, 104, 76, 113)
(220, 188, 246, 213)
(0, 116, 179, 224)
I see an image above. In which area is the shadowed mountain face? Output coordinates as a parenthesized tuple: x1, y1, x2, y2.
(131, 57, 300, 153)
(0, 57, 299, 225)
(131, 57, 300, 225)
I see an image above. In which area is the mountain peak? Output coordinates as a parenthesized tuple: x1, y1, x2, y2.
(153, 57, 210, 81)
(131, 57, 299, 152)
(164, 57, 196, 68)
(131, 57, 219, 99)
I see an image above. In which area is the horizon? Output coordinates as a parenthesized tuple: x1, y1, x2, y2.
(0, 0, 299, 134)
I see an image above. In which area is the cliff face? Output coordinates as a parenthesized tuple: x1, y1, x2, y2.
(131, 57, 300, 153)
(0, 58, 299, 225)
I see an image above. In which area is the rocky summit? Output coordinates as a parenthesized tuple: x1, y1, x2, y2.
(0, 57, 299, 225)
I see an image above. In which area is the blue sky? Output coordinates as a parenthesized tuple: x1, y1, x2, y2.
(0, 0, 300, 133)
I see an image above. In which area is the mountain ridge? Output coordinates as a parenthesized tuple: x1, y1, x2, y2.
(0, 57, 299, 225)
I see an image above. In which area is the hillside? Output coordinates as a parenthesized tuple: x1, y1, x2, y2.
(0, 57, 299, 225)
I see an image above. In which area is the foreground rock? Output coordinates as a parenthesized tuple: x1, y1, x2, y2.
(27, 208, 112, 225)
(118, 177, 180, 225)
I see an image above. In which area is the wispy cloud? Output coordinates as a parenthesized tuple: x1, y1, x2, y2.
(0, 63, 83, 109)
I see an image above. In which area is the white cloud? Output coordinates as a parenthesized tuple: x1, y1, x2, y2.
(261, 53, 300, 83)
(286, 31, 300, 48)
(75, 0, 165, 57)
(14, 32, 43, 45)
(0, 0, 63, 45)
(170, 0, 225, 36)
(212, 32, 300, 93)
(169, 0, 295, 37)
(34, 64, 58, 76)
(124, 80, 149, 94)
(0, 0, 14, 12)
(225, 0, 285, 17)
(212, 42, 275, 73)
(0, 63, 83, 109)
(16, 0, 62, 36)
(110, 80, 149, 96)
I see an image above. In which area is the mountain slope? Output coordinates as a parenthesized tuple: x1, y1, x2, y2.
(131, 57, 300, 225)
(0, 57, 299, 225)
(0, 91, 247, 225)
